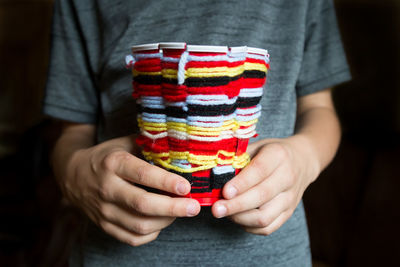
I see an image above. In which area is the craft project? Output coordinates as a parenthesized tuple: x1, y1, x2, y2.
(126, 42, 270, 205)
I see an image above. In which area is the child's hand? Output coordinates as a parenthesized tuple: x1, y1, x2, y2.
(56, 130, 200, 247)
(211, 136, 320, 235)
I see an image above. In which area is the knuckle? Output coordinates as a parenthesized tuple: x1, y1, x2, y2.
(259, 183, 271, 199)
(151, 231, 161, 241)
(251, 155, 266, 172)
(99, 220, 111, 233)
(134, 194, 151, 214)
(98, 187, 108, 200)
(255, 187, 266, 204)
(227, 200, 241, 214)
(161, 173, 178, 191)
(260, 228, 272, 236)
(262, 143, 288, 160)
(102, 151, 128, 171)
(127, 231, 160, 247)
(257, 214, 271, 228)
(251, 157, 268, 180)
(135, 164, 151, 185)
(134, 221, 152, 235)
(102, 153, 117, 171)
(126, 237, 142, 247)
(98, 180, 113, 200)
(269, 143, 288, 161)
(167, 200, 181, 216)
(99, 203, 111, 219)
(231, 179, 245, 194)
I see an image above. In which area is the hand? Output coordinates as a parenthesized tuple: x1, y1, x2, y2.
(57, 133, 201, 247)
(211, 136, 320, 236)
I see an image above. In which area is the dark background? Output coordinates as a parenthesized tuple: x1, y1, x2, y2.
(0, 0, 399, 266)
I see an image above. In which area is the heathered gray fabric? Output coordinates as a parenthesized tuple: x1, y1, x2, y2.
(44, 0, 350, 266)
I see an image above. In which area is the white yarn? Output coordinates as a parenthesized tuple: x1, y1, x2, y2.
(178, 51, 189, 85)
(212, 165, 235, 175)
(239, 87, 264, 98)
(141, 130, 168, 140)
(125, 55, 135, 68)
(235, 105, 262, 115)
(134, 52, 162, 59)
(171, 159, 192, 169)
(141, 96, 164, 103)
(246, 53, 270, 64)
(187, 95, 238, 106)
(235, 112, 261, 122)
(161, 56, 180, 63)
(168, 129, 188, 140)
(235, 124, 256, 135)
(167, 117, 187, 123)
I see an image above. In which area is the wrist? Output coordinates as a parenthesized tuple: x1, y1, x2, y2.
(285, 134, 322, 184)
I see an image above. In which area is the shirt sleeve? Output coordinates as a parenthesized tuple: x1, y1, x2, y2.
(43, 0, 98, 124)
(295, 0, 351, 97)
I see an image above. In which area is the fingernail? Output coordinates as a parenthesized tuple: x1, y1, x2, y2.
(226, 186, 237, 199)
(186, 202, 198, 216)
(177, 182, 188, 195)
(215, 204, 227, 218)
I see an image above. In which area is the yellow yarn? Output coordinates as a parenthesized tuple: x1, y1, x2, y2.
(154, 158, 216, 173)
(185, 65, 245, 78)
(166, 119, 254, 135)
(142, 149, 250, 173)
(138, 118, 167, 132)
(132, 70, 162, 77)
(243, 62, 268, 72)
(161, 68, 178, 79)
(237, 119, 258, 127)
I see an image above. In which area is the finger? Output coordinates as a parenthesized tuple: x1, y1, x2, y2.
(107, 151, 191, 195)
(228, 192, 288, 228)
(107, 135, 140, 155)
(108, 178, 201, 217)
(212, 169, 288, 218)
(99, 220, 160, 247)
(244, 210, 294, 236)
(222, 143, 287, 200)
(100, 202, 175, 235)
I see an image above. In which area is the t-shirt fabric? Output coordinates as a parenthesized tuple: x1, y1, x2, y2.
(44, 0, 351, 266)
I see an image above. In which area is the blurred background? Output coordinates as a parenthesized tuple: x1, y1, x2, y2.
(0, 0, 399, 266)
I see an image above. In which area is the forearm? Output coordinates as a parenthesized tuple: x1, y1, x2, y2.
(288, 104, 341, 183)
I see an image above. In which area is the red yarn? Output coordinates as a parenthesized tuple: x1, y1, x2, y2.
(241, 77, 266, 88)
(185, 60, 243, 69)
(163, 49, 186, 58)
(161, 61, 179, 69)
(245, 57, 268, 66)
(186, 78, 245, 98)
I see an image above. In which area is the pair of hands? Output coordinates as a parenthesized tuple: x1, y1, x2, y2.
(60, 134, 319, 247)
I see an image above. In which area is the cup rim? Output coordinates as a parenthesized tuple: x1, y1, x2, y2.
(131, 43, 159, 52)
(159, 42, 186, 50)
(247, 46, 268, 56)
(229, 46, 248, 53)
(186, 45, 228, 53)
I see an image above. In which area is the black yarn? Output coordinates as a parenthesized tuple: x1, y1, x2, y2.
(237, 96, 262, 108)
(211, 171, 236, 189)
(134, 75, 163, 85)
(166, 106, 188, 118)
(243, 70, 266, 79)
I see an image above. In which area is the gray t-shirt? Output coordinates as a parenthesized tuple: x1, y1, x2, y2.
(44, 0, 350, 266)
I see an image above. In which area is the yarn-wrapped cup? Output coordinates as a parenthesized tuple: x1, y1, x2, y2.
(126, 43, 270, 206)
